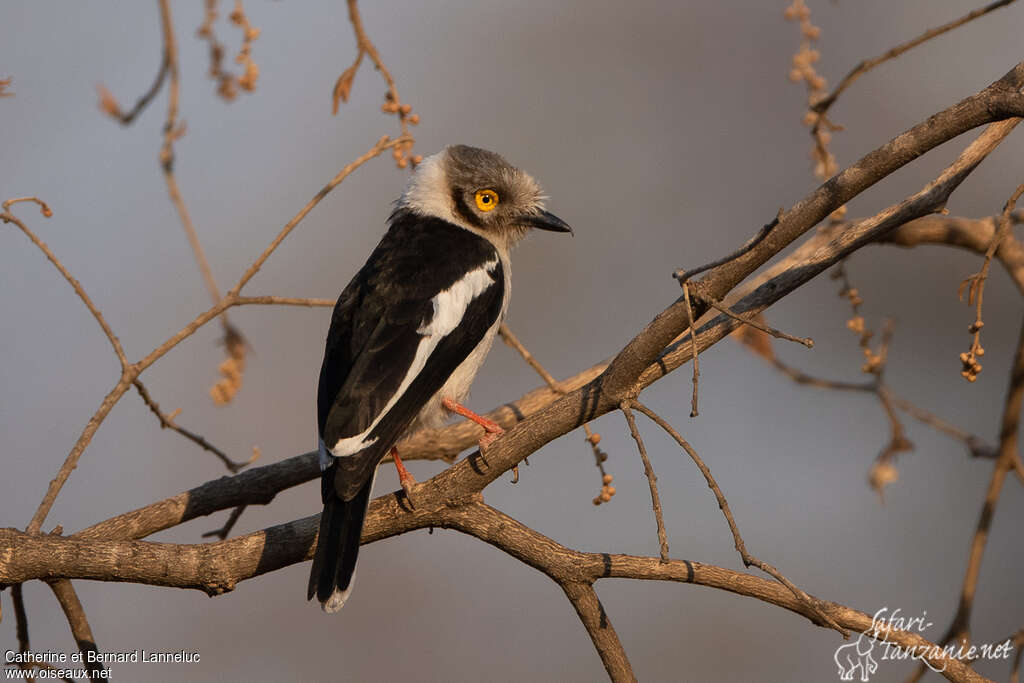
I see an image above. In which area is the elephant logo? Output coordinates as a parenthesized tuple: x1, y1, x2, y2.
(834, 632, 879, 681)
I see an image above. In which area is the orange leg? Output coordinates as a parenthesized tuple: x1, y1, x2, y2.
(442, 397, 505, 449)
(390, 446, 416, 503)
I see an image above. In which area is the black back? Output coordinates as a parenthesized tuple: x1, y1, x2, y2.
(317, 210, 504, 500)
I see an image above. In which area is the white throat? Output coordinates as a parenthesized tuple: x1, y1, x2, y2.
(399, 153, 461, 227)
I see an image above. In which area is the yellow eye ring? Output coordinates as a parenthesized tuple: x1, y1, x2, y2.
(474, 189, 499, 212)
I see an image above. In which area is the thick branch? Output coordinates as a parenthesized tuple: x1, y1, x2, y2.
(2, 501, 989, 683)
(134, 379, 255, 472)
(561, 582, 636, 683)
(605, 61, 1024, 399)
(22, 135, 408, 537)
(73, 361, 606, 542)
(881, 211, 1024, 294)
(74, 103, 1024, 566)
(420, 109, 1024, 512)
(648, 117, 1020, 389)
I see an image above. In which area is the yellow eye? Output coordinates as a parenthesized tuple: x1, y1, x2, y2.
(474, 189, 499, 212)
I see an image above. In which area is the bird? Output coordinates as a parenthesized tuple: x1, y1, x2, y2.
(308, 144, 572, 613)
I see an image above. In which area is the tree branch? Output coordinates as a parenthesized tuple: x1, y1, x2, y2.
(561, 582, 636, 683)
(2, 500, 992, 683)
(1, 198, 127, 369)
(877, 209, 1024, 290)
(46, 579, 103, 680)
(619, 402, 670, 562)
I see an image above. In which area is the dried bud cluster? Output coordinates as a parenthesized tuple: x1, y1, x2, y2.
(841, 287, 870, 344)
(861, 347, 884, 375)
(870, 429, 913, 501)
(957, 273, 988, 382)
(210, 326, 248, 405)
(230, 2, 260, 93)
(198, 0, 260, 102)
(786, 0, 841, 207)
(959, 336, 984, 382)
(586, 432, 618, 506)
(832, 270, 889, 376)
(592, 472, 617, 506)
(381, 92, 422, 168)
(868, 460, 899, 499)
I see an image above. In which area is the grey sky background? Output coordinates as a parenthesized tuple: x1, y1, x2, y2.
(2, 1, 1023, 681)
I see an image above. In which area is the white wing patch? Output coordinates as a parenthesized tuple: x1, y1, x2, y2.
(329, 257, 499, 458)
(419, 258, 499, 336)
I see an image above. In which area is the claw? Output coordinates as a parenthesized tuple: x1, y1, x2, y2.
(391, 446, 417, 508)
(479, 429, 503, 450)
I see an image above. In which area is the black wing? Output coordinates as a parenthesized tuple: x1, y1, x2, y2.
(317, 211, 504, 499)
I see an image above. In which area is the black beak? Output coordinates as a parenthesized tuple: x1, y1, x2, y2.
(520, 209, 573, 234)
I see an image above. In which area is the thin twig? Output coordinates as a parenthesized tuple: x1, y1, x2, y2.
(26, 378, 134, 536)
(939, 313, 1024, 652)
(620, 402, 669, 561)
(871, 384, 913, 500)
(680, 282, 700, 417)
(959, 184, 1024, 382)
(811, 0, 1018, 115)
(2, 198, 128, 369)
(736, 313, 997, 461)
(47, 579, 103, 680)
(498, 324, 563, 390)
(768, 357, 874, 392)
(673, 215, 780, 283)
(771, 350, 992, 460)
(156, 0, 248, 410)
(12, 583, 30, 665)
(889, 396, 997, 460)
(234, 295, 334, 307)
(338, 0, 419, 167)
(498, 324, 616, 500)
(202, 504, 248, 540)
(134, 379, 257, 473)
(7, 585, 72, 680)
(23, 136, 404, 537)
(703, 295, 813, 348)
(97, 52, 169, 125)
(164, 170, 224, 311)
(156, 0, 230, 317)
(156, 0, 248, 406)
(629, 399, 848, 636)
(229, 134, 408, 296)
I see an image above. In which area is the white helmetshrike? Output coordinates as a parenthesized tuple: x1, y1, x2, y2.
(308, 145, 572, 613)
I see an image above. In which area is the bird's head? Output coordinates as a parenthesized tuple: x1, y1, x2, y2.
(398, 144, 572, 248)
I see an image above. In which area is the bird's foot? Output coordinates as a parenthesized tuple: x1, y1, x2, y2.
(390, 446, 417, 508)
(442, 397, 505, 450)
(479, 428, 504, 450)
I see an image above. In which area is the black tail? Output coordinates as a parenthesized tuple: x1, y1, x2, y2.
(307, 463, 374, 612)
